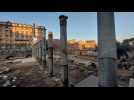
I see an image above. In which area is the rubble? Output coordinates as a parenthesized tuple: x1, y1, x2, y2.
(52, 77, 63, 87)
(0, 67, 11, 74)
(0, 50, 133, 87)
(129, 66, 134, 71)
(129, 78, 134, 87)
(0, 75, 17, 87)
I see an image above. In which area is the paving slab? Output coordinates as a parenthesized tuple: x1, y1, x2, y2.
(75, 75, 98, 87)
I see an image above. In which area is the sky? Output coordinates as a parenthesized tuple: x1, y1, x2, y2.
(0, 12, 133, 43)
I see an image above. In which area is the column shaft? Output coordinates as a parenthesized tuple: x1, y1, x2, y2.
(42, 27, 47, 67)
(97, 12, 117, 87)
(48, 32, 53, 76)
(59, 15, 69, 87)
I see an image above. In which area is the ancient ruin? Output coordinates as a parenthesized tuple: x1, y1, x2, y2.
(0, 12, 134, 87)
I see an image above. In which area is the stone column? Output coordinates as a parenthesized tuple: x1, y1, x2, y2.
(42, 27, 47, 68)
(39, 41, 42, 64)
(35, 45, 37, 59)
(40, 41, 42, 63)
(59, 15, 69, 87)
(48, 32, 53, 76)
(36, 43, 38, 60)
(97, 12, 117, 87)
(32, 23, 35, 57)
(37, 42, 40, 62)
(13, 32, 16, 55)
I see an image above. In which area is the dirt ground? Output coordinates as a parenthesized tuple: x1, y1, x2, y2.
(0, 55, 133, 87)
(0, 58, 63, 87)
(0, 56, 97, 87)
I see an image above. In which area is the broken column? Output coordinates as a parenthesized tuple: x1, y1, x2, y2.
(48, 32, 53, 76)
(42, 27, 47, 68)
(97, 12, 117, 87)
(59, 15, 69, 87)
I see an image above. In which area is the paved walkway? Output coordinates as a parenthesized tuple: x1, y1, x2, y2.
(75, 75, 98, 87)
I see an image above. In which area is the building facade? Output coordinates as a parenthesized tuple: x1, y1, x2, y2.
(67, 39, 97, 55)
(0, 21, 44, 57)
(78, 40, 97, 50)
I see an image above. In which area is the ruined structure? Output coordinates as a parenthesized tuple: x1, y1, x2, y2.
(1, 13, 118, 87)
(32, 13, 118, 87)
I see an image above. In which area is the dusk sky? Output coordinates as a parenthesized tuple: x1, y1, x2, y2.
(0, 12, 134, 42)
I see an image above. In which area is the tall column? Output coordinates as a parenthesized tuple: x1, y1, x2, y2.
(48, 32, 53, 76)
(36, 43, 37, 59)
(37, 42, 40, 62)
(35, 45, 37, 59)
(97, 12, 117, 87)
(32, 23, 35, 57)
(59, 15, 69, 87)
(42, 27, 47, 68)
(40, 40, 43, 64)
(39, 41, 42, 64)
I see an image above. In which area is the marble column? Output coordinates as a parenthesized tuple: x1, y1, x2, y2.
(42, 27, 47, 68)
(39, 40, 42, 64)
(59, 15, 69, 87)
(48, 32, 53, 76)
(32, 23, 36, 57)
(97, 12, 117, 87)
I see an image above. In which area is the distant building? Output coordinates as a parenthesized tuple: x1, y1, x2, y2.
(123, 38, 134, 46)
(68, 39, 79, 49)
(0, 21, 44, 56)
(78, 40, 97, 50)
(67, 39, 97, 55)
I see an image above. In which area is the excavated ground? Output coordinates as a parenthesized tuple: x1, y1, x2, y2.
(0, 54, 133, 87)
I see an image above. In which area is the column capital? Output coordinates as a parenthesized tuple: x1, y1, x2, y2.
(59, 15, 68, 20)
(59, 15, 68, 25)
